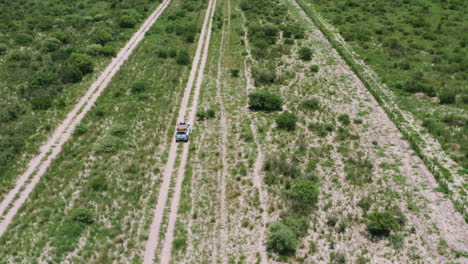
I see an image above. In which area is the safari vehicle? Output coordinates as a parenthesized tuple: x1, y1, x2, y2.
(175, 122, 191, 142)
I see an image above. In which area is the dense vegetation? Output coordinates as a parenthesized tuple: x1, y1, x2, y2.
(307, 0, 467, 169)
(0, 0, 160, 188)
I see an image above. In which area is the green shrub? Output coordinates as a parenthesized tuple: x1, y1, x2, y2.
(253, 68, 277, 84)
(42, 38, 61, 52)
(74, 124, 88, 136)
(176, 51, 191, 65)
(101, 45, 116, 57)
(12, 33, 33, 45)
(52, 31, 72, 44)
(302, 98, 320, 110)
(68, 207, 94, 225)
(88, 175, 108, 191)
(338, 114, 350, 125)
(93, 28, 112, 44)
(30, 97, 53, 110)
(60, 65, 83, 84)
(438, 88, 457, 104)
(264, 156, 301, 183)
(276, 111, 297, 131)
(248, 91, 283, 111)
(344, 158, 373, 185)
(0, 103, 25, 122)
(298, 47, 312, 61)
(310, 65, 319, 73)
(131, 81, 147, 93)
(330, 251, 347, 264)
(196, 108, 216, 120)
(95, 136, 121, 154)
(289, 180, 319, 212)
(86, 44, 103, 55)
(69, 53, 94, 74)
(110, 123, 128, 136)
(266, 222, 298, 255)
(0, 43, 7, 55)
(366, 210, 404, 237)
(119, 15, 137, 28)
(230, 68, 240, 77)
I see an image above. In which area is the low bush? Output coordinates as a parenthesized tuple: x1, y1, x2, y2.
(298, 47, 312, 61)
(30, 97, 53, 110)
(310, 65, 319, 73)
(95, 136, 121, 154)
(302, 98, 320, 110)
(366, 210, 404, 237)
(119, 15, 137, 28)
(93, 28, 112, 44)
(41, 38, 61, 52)
(252, 68, 277, 84)
(0, 103, 25, 122)
(230, 68, 240, 77)
(438, 87, 457, 104)
(88, 175, 108, 191)
(289, 180, 319, 212)
(69, 53, 94, 74)
(264, 156, 300, 184)
(248, 91, 283, 111)
(60, 65, 83, 84)
(338, 114, 350, 125)
(0, 43, 8, 55)
(74, 123, 88, 136)
(276, 111, 297, 131)
(344, 158, 373, 185)
(12, 32, 33, 45)
(196, 108, 216, 120)
(131, 81, 147, 93)
(68, 207, 94, 225)
(266, 222, 298, 255)
(176, 51, 191, 65)
(101, 45, 117, 57)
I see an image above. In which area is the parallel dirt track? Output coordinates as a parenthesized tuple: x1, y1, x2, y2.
(0, 0, 172, 237)
(142, 0, 217, 262)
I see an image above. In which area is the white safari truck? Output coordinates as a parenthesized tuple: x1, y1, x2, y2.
(175, 122, 191, 142)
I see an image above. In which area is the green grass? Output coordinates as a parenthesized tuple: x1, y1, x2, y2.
(0, 0, 164, 196)
(305, 0, 467, 169)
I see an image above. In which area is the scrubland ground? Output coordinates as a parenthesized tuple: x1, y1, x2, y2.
(0, 0, 466, 263)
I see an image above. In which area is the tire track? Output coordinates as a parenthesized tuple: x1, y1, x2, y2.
(142, 0, 217, 261)
(241, 12, 269, 264)
(213, 0, 231, 261)
(0, 0, 172, 237)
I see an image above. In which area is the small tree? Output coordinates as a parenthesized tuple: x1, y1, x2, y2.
(60, 65, 83, 83)
(68, 207, 94, 225)
(248, 92, 283, 111)
(93, 28, 112, 44)
(69, 53, 94, 74)
(289, 180, 319, 212)
(366, 210, 403, 237)
(298, 47, 312, 61)
(266, 222, 298, 255)
(276, 111, 297, 131)
(119, 15, 137, 28)
(176, 51, 191, 65)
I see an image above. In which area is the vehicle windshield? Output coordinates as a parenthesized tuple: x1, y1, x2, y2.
(177, 131, 186, 135)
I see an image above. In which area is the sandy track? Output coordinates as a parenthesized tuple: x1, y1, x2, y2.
(241, 13, 269, 264)
(0, 0, 172, 237)
(213, 0, 231, 261)
(142, 0, 217, 262)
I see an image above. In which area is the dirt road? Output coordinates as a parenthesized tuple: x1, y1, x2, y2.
(0, 0, 172, 237)
(142, 0, 217, 262)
